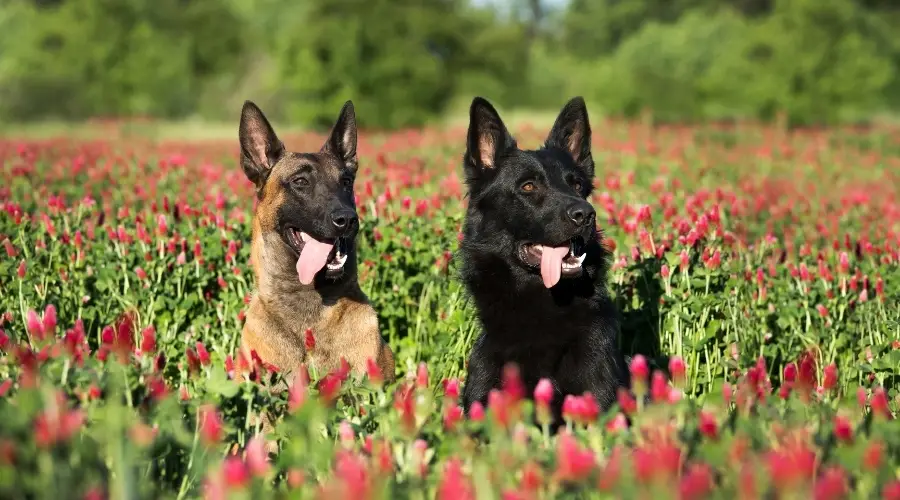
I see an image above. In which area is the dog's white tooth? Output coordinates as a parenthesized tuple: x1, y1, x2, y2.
(300, 232, 308, 242)
(576, 253, 586, 265)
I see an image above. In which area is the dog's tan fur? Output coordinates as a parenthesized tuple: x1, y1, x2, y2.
(235, 101, 395, 451)
(240, 186, 395, 379)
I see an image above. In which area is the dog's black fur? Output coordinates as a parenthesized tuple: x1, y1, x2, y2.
(459, 96, 629, 428)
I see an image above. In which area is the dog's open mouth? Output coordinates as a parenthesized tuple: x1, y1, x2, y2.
(519, 236, 587, 288)
(285, 229, 348, 284)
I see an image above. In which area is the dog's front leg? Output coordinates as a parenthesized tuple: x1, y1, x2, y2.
(461, 335, 500, 414)
(583, 335, 629, 412)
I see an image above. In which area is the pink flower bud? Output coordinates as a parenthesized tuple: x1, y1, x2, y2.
(534, 378, 554, 407)
(26, 309, 44, 341)
(679, 250, 690, 272)
(833, 415, 852, 443)
(469, 401, 485, 422)
(442, 378, 461, 401)
(668, 356, 686, 384)
(195, 342, 210, 365)
(783, 362, 797, 383)
(416, 362, 429, 389)
(651, 371, 669, 403)
(41, 305, 57, 337)
(629, 355, 649, 382)
(246, 435, 270, 477)
(838, 252, 849, 275)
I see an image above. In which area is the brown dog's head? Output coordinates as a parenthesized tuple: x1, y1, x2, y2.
(239, 101, 360, 287)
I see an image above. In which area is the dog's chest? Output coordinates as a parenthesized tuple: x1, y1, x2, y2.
(304, 322, 347, 375)
(302, 301, 363, 376)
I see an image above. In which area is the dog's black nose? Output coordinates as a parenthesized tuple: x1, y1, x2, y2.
(330, 209, 358, 232)
(567, 203, 595, 227)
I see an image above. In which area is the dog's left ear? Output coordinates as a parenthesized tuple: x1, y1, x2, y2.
(545, 97, 594, 179)
(322, 101, 358, 172)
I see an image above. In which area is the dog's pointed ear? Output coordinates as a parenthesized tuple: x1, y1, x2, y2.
(239, 101, 285, 187)
(322, 100, 358, 172)
(465, 97, 516, 175)
(545, 96, 594, 178)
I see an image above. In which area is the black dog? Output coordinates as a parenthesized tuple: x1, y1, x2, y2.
(459, 96, 628, 427)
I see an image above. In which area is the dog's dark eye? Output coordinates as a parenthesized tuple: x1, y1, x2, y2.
(341, 177, 353, 188)
(521, 182, 536, 193)
(292, 176, 309, 187)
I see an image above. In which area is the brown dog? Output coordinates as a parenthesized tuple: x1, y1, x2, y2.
(236, 100, 395, 422)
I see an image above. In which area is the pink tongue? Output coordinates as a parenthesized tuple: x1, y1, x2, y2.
(540, 246, 570, 288)
(295, 236, 334, 285)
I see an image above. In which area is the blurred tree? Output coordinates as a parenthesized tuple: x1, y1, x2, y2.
(583, 0, 896, 125)
(561, 0, 720, 60)
(737, 0, 895, 125)
(261, 0, 529, 129)
(853, 0, 900, 110)
(0, 0, 244, 120)
(584, 8, 755, 122)
(2, 0, 899, 125)
(728, 0, 772, 16)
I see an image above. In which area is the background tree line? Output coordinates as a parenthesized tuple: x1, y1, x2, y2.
(1, 0, 899, 128)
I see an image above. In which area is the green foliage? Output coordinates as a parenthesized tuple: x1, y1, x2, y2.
(561, 0, 720, 59)
(259, 0, 529, 129)
(0, 0, 245, 120)
(2, 0, 900, 127)
(738, 0, 896, 125)
(574, 0, 897, 125)
(583, 9, 755, 122)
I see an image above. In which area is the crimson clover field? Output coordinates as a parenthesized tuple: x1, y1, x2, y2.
(0, 120, 899, 499)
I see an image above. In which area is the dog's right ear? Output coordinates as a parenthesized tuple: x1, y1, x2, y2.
(239, 101, 285, 187)
(465, 97, 516, 176)
(322, 100, 358, 172)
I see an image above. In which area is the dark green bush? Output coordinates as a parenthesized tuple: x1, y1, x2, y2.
(0, 0, 245, 120)
(588, 9, 755, 122)
(258, 0, 529, 129)
(1, 0, 900, 127)
(580, 0, 896, 126)
(737, 0, 895, 125)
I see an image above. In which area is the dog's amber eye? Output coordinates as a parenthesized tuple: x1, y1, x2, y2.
(292, 177, 309, 187)
(573, 182, 582, 192)
(521, 182, 536, 192)
(341, 177, 353, 188)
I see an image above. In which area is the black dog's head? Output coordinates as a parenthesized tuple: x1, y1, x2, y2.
(461, 96, 604, 289)
(239, 100, 359, 285)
